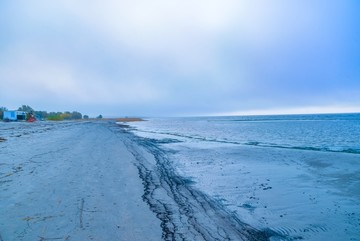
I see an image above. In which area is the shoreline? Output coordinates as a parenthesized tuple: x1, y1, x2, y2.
(81, 117, 145, 122)
(123, 129, 279, 241)
(125, 116, 360, 241)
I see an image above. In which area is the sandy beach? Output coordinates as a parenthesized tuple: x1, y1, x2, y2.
(2, 117, 359, 241)
(0, 121, 162, 241)
(0, 120, 276, 241)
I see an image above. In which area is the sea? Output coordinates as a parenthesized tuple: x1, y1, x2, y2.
(126, 113, 360, 241)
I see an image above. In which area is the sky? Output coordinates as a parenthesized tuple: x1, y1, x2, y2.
(0, 0, 360, 117)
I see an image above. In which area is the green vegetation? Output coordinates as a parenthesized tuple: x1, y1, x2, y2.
(47, 111, 83, 121)
(46, 112, 62, 121)
(1, 105, 89, 121)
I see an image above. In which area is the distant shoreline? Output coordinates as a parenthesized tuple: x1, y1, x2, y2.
(0, 117, 145, 123)
(86, 117, 145, 122)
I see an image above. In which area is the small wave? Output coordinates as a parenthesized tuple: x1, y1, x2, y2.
(208, 113, 360, 123)
(247, 141, 260, 146)
(151, 138, 183, 144)
(130, 129, 360, 154)
(244, 142, 360, 154)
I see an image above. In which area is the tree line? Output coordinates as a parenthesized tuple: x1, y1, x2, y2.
(0, 105, 102, 121)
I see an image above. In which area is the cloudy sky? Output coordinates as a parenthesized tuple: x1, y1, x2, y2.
(1, 0, 359, 117)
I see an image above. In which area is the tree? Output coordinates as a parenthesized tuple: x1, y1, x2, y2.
(0, 107, 8, 120)
(83, 115, 89, 119)
(34, 111, 48, 119)
(71, 111, 82, 119)
(18, 105, 34, 113)
(96, 114, 103, 119)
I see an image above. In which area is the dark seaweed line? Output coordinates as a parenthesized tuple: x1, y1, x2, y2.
(116, 126, 286, 241)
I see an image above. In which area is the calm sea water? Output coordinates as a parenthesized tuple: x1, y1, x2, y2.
(127, 113, 360, 241)
(130, 113, 360, 154)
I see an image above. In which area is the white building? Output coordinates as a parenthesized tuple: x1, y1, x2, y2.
(3, 111, 27, 121)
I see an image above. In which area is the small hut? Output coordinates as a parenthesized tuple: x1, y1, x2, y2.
(3, 111, 27, 121)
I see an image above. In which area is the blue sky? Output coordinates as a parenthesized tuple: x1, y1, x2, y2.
(1, 0, 359, 117)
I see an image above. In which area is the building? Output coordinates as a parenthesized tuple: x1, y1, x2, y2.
(3, 111, 27, 121)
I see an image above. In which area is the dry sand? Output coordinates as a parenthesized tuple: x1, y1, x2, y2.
(0, 121, 161, 241)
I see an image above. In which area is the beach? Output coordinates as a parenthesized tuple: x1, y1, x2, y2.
(128, 115, 360, 241)
(0, 120, 275, 241)
(1, 117, 359, 241)
(0, 121, 162, 241)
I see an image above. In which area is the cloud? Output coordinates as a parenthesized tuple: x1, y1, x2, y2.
(0, 48, 163, 106)
(0, 50, 77, 99)
(1, 0, 359, 116)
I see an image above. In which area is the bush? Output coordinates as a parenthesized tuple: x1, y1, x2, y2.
(47, 115, 64, 121)
(71, 111, 82, 119)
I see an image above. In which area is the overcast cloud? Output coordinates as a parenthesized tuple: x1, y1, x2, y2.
(1, 0, 359, 116)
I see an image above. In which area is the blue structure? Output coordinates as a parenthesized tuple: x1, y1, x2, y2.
(3, 111, 27, 121)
